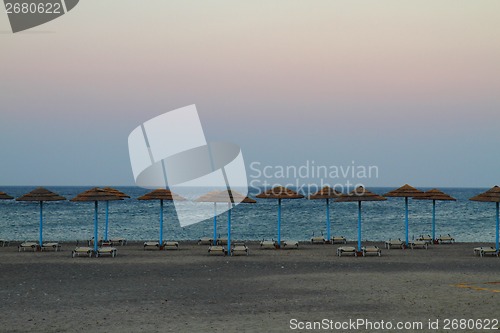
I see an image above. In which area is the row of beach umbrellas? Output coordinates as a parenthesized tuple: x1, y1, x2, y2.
(1, 185, 499, 253)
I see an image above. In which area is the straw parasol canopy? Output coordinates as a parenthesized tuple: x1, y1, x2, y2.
(469, 186, 500, 203)
(383, 184, 427, 198)
(138, 189, 186, 202)
(309, 186, 342, 200)
(103, 187, 130, 198)
(256, 186, 303, 247)
(71, 188, 123, 253)
(470, 186, 500, 252)
(384, 184, 426, 246)
(336, 186, 386, 251)
(256, 186, 304, 199)
(16, 187, 66, 202)
(309, 186, 342, 241)
(71, 188, 123, 203)
(414, 189, 456, 202)
(195, 189, 256, 252)
(138, 189, 186, 247)
(335, 186, 387, 202)
(413, 189, 456, 240)
(16, 187, 67, 248)
(0, 191, 14, 200)
(196, 190, 256, 203)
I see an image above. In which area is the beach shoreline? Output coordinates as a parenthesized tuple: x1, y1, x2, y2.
(1, 242, 498, 332)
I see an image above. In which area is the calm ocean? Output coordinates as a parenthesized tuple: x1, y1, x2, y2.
(0, 187, 496, 243)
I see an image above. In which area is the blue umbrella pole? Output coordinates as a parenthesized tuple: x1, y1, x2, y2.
(357, 201, 362, 251)
(405, 197, 409, 245)
(213, 202, 217, 246)
(227, 203, 232, 256)
(432, 200, 436, 241)
(496, 202, 499, 252)
(39, 201, 43, 247)
(159, 199, 164, 246)
(104, 201, 109, 242)
(94, 201, 98, 253)
(277, 198, 282, 247)
(326, 198, 331, 241)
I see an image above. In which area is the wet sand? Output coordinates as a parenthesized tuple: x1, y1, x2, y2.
(0, 241, 498, 332)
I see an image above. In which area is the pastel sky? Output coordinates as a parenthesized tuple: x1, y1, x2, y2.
(1, 0, 499, 187)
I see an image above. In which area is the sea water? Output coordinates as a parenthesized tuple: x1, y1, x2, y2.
(0, 187, 496, 243)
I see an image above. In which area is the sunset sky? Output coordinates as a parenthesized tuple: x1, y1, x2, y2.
(1, 0, 499, 187)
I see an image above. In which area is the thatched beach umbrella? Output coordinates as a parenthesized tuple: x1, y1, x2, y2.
(138, 189, 186, 247)
(0, 191, 14, 200)
(195, 190, 255, 253)
(71, 188, 123, 252)
(16, 187, 66, 247)
(309, 186, 342, 242)
(102, 187, 130, 241)
(470, 186, 500, 252)
(256, 186, 304, 247)
(384, 184, 426, 246)
(413, 189, 456, 241)
(335, 186, 386, 251)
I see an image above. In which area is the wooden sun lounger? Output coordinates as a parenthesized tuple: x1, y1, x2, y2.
(260, 240, 276, 249)
(144, 241, 160, 250)
(163, 241, 179, 250)
(283, 240, 299, 249)
(331, 236, 347, 244)
(410, 240, 428, 249)
(417, 235, 433, 243)
(231, 243, 249, 256)
(311, 236, 326, 244)
(337, 246, 357, 257)
(41, 242, 61, 252)
(474, 247, 499, 257)
(437, 234, 455, 244)
(362, 246, 381, 256)
(198, 237, 213, 245)
(208, 245, 226, 256)
(109, 238, 127, 246)
(86, 238, 101, 246)
(385, 239, 404, 249)
(72, 247, 94, 258)
(217, 238, 228, 245)
(143, 241, 179, 250)
(18, 242, 38, 252)
(96, 247, 117, 258)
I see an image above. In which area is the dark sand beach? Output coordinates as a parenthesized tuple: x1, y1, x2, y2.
(0, 242, 498, 332)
